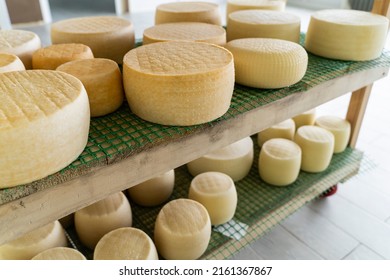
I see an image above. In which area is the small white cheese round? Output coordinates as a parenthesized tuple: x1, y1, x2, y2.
(226, 0, 286, 19)
(257, 118, 295, 147)
(292, 109, 316, 130)
(0, 53, 25, 73)
(315, 116, 351, 154)
(32, 247, 86, 260)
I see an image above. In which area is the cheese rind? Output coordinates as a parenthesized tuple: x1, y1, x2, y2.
(292, 109, 316, 130)
(0, 53, 26, 72)
(32, 247, 86, 260)
(226, 0, 285, 19)
(315, 116, 351, 153)
(257, 118, 295, 147)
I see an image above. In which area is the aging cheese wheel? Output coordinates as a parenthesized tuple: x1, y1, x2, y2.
(226, 38, 308, 88)
(187, 136, 253, 181)
(154, 198, 211, 260)
(155, 2, 222, 25)
(315, 116, 351, 154)
(32, 247, 86, 260)
(257, 118, 295, 147)
(226, 0, 286, 18)
(0, 221, 67, 260)
(94, 227, 158, 260)
(51, 16, 135, 64)
(0, 30, 41, 69)
(292, 109, 316, 130)
(0, 70, 90, 189)
(123, 41, 234, 126)
(305, 9, 389, 61)
(0, 53, 25, 73)
(74, 192, 132, 249)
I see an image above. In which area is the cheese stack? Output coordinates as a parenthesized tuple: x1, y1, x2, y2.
(0, 53, 25, 73)
(292, 109, 316, 130)
(226, 0, 286, 18)
(32, 247, 86, 260)
(315, 116, 351, 153)
(257, 118, 295, 147)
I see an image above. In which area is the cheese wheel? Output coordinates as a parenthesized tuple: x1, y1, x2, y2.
(127, 170, 175, 207)
(0, 221, 67, 260)
(143, 22, 226, 46)
(0, 30, 41, 69)
(189, 172, 237, 225)
(57, 58, 124, 117)
(226, 38, 308, 88)
(123, 41, 234, 126)
(0, 53, 25, 73)
(51, 16, 135, 64)
(155, 2, 222, 25)
(257, 118, 295, 147)
(259, 138, 301, 186)
(226, 0, 286, 19)
(227, 10, 301, 43)
(292, 109, 316, 130)
(294, 125, 335, 173)
(154, 198, 211, 260)
(32, 43, 94, 70)
(0, 70, 90, 189)
(315, 116, 351, 154)
(305, 9, 389, 61)
(187, 136, 253, 181)
(74, 192, 132, 249)
(94, 227, 158, 260)
(32, 247, 86, 260)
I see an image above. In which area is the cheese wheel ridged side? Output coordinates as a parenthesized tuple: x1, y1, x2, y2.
(0, 53, 25, 73)
(257, 118, 295, 147)
(226, 0, 286, 19)
(32, 247, 86, 260)
(292, 109, 316, 130)
(315, 116, 351, 153)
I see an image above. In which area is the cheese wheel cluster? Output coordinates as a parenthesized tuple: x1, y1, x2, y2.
(227, 10, 301, 43)
(154, 198, 211, 260)
(226, 0, 286, 18)
(0, 70, 90, 189)
(0, 30, 41, 69)
(305, 9, 389, 61)
(292, 109, 316, 130)
(123, 41, 234, 126)
(0, 53, 25, 73)
(226, 38, 308, 88)
(74, 192, 132, 249)
(51, 16, 135, 64)
(187, 136, 254, 181)
(155, 2, 222, 25)
(257, 118, 295, 147)
(315, 116, 351, 153)
(32, 247, 86, 260)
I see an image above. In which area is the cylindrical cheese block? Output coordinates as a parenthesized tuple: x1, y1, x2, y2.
(187, 136, 254, 181)
(143, 22, 226, 46)
(32, 247, 86, 260)
(292, 109, 316, 130)
(226, 0, 286, 19)
(154, 198, 211, 260)
(226, 38, 308, 88)
(127, 169, 175, 207)
(51, 16, 135, 64)
(0, 53, 25, 73)
(74, 192, 132, 249)
(94, 227, 158, 260)
(0, 70, 90, 189)
(57, 58, 124, 117)
(227, 10, 300, 43)
(0, 30, 41, 69)
(257, 118, 295, 147)
(0, 221, 68, 260)
(259, 138, 301, 186)
(189, 172, 237, 225)
(315, 116, 351, 154)
(123, 41, 234, 126)
(155, 2, 222, 25)
(294, 125, 335, 173)
(305, 9, 389, 61)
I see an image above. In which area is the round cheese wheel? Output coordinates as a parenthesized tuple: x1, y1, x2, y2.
(123, 41, 234, 126)
(227, 10, 301, 43)
(189, 172, 237, 225)
(315, 116, 351, 154)
(32, 247, 86, 260)
(187, 136, 253, 181)
(0, 53, 25, 73)
(155, 2, 222, 25)
(0, 30, 41, 69)
(51, 16, 135, 64)
(305, 9, 389, 61)
(94, 227, 158, 260)
(259, 138, 301, 186)
(154, 198, 211, 260)
(74, 192, 132, 249)
(294, 125, 335, 173)
(257, 118, 295, 147)
(226, 38, 308, 88)
(143, 22, 226, 46)
(292, 109, 316, 130)
(57, 58, 124, 117)
(0, 70, 90, 189)
(0, 221, 68, 260)
(226, 0, 286, 19)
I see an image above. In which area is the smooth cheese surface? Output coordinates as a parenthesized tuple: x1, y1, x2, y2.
(257, 118, 295, 147)
(315, 116, 351, 153)
(123, 41, 234, 126)
(32, 247, 86, 260)
(0, 70, 90, 189)
(226, 0, 286, 18)
(292, 109, 316, 130)
(0, 53, 25, 73)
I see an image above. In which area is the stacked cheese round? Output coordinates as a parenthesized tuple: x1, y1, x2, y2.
(0, 70, 90, 189)
(257, 118, 295, 147)
(227, 10, 301, 43)
(315, 116, 351, 153)
(143, 22, 226, 46)
(187, 137, 253, 181)
(305, 9, 389, 61)
(123, 41, 234, 126)
(226, 0, 286, 18)
(0, 53, 25, 73)
(294, 125, 335, 173)
(154, 198, 211, 260)
(226, 38, 308, 88)
(292, 109, 316, 130)
(259, 138, 301, 186)
(0, 221, 67, 260)
(51, 16, 135, 64)
(32, 247, 86, 260)
(74, 192, 132, 249)
(155, 2, 222, 25)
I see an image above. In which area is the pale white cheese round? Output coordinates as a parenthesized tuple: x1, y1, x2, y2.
(315, 116, 351, 154)
(257, 118, 295, 147)
(292, 109, 316, 130)
(32, 247, 86, 260)
(0, 53, 25, 73)
(226, 0, 285, 19)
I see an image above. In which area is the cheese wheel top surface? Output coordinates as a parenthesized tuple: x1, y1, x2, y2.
(6, 222, 58, 247)
(227, 37, 304, 54)
(57, 58, 118, 79)
(205, 136, 253, 159)
(78, 192, 128, 217)
(227, 0, 284, 8)
(157, 2, 218, 13)
(0, 53, 18, 66)
(315, 116, 351, 131)
(272, 118, 295, 129)
(262, 138, 301, 159)
(229, 9, 300, 24)
(312, 9, 389, 26)
(32, 247, 86, 260)
(33, 43, 92, 60)
(296, 125, 334, 143)
(0, 30, 38, 49)
(191, 172, 234, 194)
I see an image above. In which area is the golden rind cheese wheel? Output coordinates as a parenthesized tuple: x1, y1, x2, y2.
(226, 0, 286, 19)
(315, 116, 351, 154)
(257, 118, 295, 147)
(0, 53, 25, 73)
(32, 247, 86, 260)
(292, 109, 316, 130)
